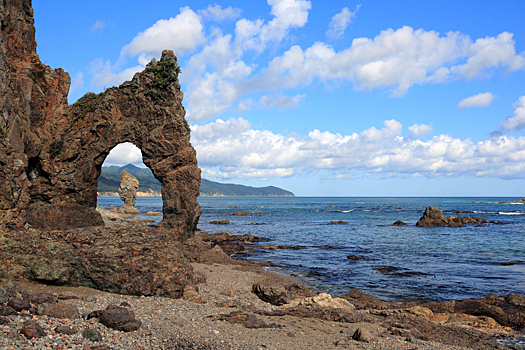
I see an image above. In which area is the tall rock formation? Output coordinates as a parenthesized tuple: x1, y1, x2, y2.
(0, 0, 203, 297)
(0, 0, 201, 239)
(118, 170, 140, 213)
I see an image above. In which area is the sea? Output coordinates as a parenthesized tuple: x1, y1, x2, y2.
(97, 196, 525, 303)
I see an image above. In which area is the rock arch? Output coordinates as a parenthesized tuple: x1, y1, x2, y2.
(0, 0, 200, 240)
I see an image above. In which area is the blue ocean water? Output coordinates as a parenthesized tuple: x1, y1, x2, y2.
(98, 196, 525, 302)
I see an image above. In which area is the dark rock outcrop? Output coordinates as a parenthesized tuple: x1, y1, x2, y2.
(416, 206, 487, 227)
(252, 282, 315, 306)
(0, 0, 202, 297)
(0, 0, 200, 234)
(88, 304, 142, 332)
(393, 220, 407, 226)
(20, 321, 46, 339)
(0, 226, 200, 297)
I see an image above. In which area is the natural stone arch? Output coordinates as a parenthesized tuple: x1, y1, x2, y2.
(23, 52, 201, 240)
(0, 0, 200, 241)
(0, 0, 202, 297)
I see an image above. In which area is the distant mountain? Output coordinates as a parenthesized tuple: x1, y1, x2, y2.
(98, 164, 294, 197)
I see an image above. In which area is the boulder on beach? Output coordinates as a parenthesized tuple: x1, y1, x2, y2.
(416, 205, 488, 227)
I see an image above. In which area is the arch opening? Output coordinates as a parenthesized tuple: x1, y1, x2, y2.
(97, 142, 164, 226)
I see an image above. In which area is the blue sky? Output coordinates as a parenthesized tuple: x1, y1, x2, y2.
(33, 0, 525, 196)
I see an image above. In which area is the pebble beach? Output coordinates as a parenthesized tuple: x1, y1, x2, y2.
(1, 262, 518, 350)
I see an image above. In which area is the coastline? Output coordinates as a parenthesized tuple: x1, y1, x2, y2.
(2, 262, 518, 350)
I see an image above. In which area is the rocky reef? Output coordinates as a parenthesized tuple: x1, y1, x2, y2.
(0, 0, 202, 296)
(416, 206, 487, 227)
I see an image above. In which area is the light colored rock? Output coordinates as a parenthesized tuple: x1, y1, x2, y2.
(402, 305, 434, 319)
(118, 171, 140, 209)
(145, 211, 163, 216)
(284, 292, 355, 310)
(443, 313, 501, 329)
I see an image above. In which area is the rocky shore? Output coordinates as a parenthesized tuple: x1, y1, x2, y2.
(1, 224, 524, 350)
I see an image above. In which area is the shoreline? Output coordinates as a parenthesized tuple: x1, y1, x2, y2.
(2, 262, 522, 350)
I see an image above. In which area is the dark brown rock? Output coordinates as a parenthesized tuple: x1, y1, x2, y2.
(232, 211, 250, 216)
(210, 220, 231, 224)
(196, 245, 238, 265)
(252, 282, 315, 306)
(20, 322, 46, 339)
(182, 235, 213, 262)
(0, 0, 200, 235)
(416, 206, 487, 227)
(0, 290, 8, 304)
(57, 291, 80, 300)
(82, 328, 103, 342)
(455, 299, 508, 326)
(28, 292, 57, 304)
(352, 327, 374, 342)
(0, 0, 201, 298)
(330, 220, 348, 224)
(88, 304, 142, 332)
(347, 255, 368, 260)
(42, 303, 79, 319)
(424, 300, 456, 314)
(0, 226, 200, 298)
(55, 325, 77, 335)
(0, 305, 17, 316)
(252, 283, 289, 306)
(507, 293, 525, 306)
(7, 297, 30, 311)
(393, 220, 408, 226)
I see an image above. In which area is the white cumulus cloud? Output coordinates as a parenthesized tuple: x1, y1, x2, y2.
(198, 4, 242, 22)
(104, 142, 143, 166)
(457, 92, 496, 109)
(121, 7, 205, 58)
(408, 123, 434, 138)
(87, 2, 525, 123)
(326, 5, 360, 39)
(499, 96, 525, 133)
(190, 116, 525, 181)
(102, 98, 525, 182)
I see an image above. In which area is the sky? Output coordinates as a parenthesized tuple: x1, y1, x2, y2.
(32, 0, 525, 196)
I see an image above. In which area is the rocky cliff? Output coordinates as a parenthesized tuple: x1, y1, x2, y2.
(0, 0, 201, 236)
(0, 0, 203, 296)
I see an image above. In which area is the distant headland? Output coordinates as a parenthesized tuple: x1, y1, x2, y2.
(98, 164, 295, 197)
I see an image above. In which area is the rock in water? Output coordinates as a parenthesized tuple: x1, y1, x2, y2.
(416, 205, 487, 227)
(118, 171, 140, 213)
